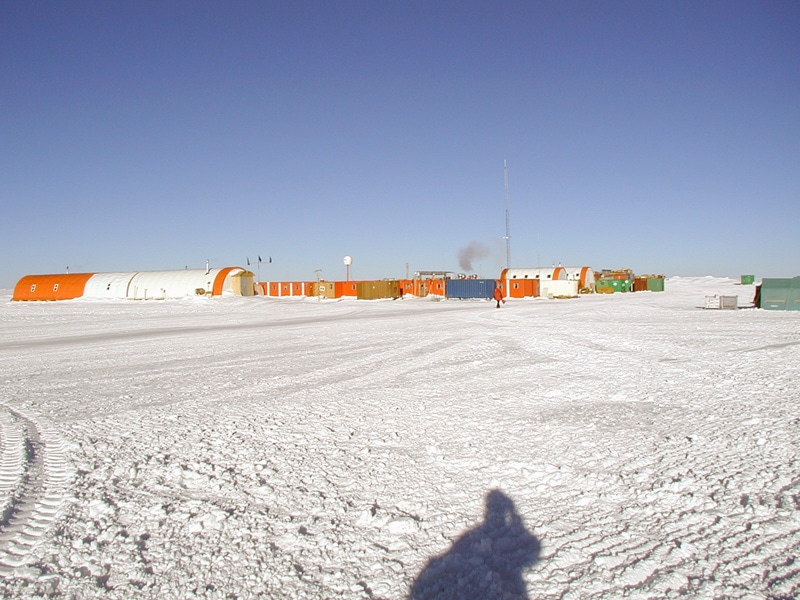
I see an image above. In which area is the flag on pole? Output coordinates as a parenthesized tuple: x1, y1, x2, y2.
(247, 257, 250, 266)
(269, 256, 272, 263)
(258, 255, 262, 263)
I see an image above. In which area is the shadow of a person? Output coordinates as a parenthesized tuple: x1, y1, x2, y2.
(409, 489, 540, 599)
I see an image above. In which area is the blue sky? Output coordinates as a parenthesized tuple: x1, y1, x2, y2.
(1, 1, 798, 287)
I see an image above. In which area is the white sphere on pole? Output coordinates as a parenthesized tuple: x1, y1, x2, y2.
(343, 256, 352, 282)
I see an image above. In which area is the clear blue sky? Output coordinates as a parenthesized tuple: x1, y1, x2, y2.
(2, 1, 798, 287)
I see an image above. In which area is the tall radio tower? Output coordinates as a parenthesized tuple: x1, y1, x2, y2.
(504, 160, 511, 269)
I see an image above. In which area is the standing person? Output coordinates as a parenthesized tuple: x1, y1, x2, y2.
(493, 284, 506, 308)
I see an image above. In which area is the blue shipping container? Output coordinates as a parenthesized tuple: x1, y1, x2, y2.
(445, 279, 498, 299)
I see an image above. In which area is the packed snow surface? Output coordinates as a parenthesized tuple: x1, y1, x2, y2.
(1, 277, 799, 599)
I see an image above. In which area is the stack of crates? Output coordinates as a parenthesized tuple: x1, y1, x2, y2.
(705, 295, 738, 310)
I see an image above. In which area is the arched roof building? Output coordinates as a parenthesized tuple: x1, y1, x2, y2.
(12, 268, 254, 301)
(500, 267, 568, 282)
(500, 266, 596, 296)
(561, 266, 596, 291)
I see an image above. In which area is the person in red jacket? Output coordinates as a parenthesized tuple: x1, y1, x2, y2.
(493, 285, 506, 308)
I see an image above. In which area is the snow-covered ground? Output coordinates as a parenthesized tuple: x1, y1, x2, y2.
(1, 277, 799, 599)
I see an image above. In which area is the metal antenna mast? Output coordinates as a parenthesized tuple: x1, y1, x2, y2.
(504, 160, 511, 269)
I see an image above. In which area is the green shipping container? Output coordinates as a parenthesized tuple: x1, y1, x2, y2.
(759, 277, 800, 311)
(741, 275, 755, 285)
(596, 278, 631, 293)
(647, 277, 665, 292)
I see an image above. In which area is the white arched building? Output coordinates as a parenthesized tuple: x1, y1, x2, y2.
(499, 266, 596, 298)
(562, 266, 597, 292)
(13, 268, 254, 301)
(501, 267, 568, 282)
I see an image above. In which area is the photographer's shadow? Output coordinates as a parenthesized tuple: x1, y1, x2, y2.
(409, 489, 540, 599)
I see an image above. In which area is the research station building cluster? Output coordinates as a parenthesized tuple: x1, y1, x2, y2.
(12, 265, 666, 302)
(13, 267, 797, 309)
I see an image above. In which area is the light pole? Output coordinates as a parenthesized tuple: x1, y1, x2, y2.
(343, 255, 352, 281)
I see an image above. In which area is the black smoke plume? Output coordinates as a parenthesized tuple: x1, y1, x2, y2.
(458, 242, 490, 272)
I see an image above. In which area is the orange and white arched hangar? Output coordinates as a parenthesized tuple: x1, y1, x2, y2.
(12, 268, 254, 301)
(500, 266, 596, 297)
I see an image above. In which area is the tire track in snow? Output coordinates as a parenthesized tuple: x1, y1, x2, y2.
(0, 408, 25, 517)
(0, 406, 73, 576)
